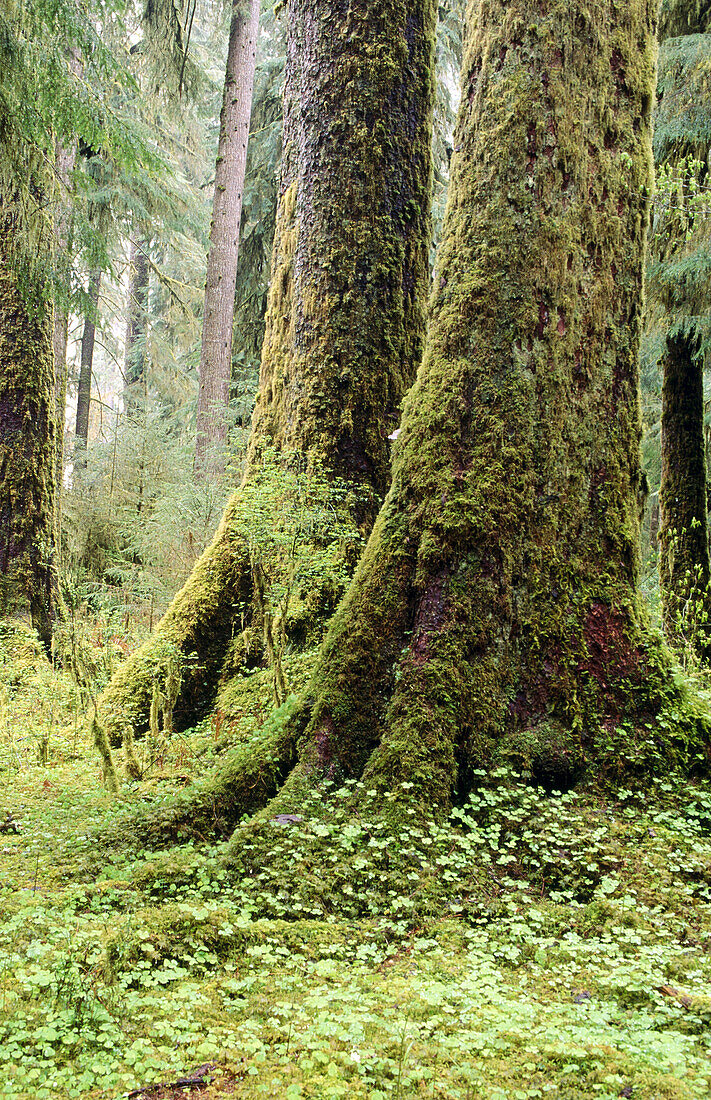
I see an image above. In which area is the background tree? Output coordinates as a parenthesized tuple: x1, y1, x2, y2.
(194, 0, 260, 477)
(51, 45, 82, 501)
(97, 0, 438, 756)
(649, 5, 711, 655)
(74, 268, 102, 461)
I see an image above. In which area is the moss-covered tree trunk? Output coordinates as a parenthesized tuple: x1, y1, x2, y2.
(659, 333, 711, 655)
(654, 2, 711, 660)
(285, 0, 679, 810)
(98, 0, 436, 749)
(0, 200, 57, 653)
(659, 0, 711, 37)
(129, 0, 711, 847)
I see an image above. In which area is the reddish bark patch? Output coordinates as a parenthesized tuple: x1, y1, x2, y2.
(314, 713, 337, 769)
(582, 601, 641, 690)
(411, 573, 448, 663)
(536, 299, 550, 338)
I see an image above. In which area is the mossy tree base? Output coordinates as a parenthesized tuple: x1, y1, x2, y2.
(97, 0, 436, 756)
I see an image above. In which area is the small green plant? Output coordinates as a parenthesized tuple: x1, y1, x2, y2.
(235, 450, 363, 704)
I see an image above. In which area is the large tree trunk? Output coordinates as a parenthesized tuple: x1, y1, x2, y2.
(97, 0, 437, 752)
(289, 0, 670, 809)
(127, 0, 711, 848)
(659, 333, 711, 656)
(0, 199, 57, 652)
(74, 268, 101, 461)
(194, 0, 260, 479)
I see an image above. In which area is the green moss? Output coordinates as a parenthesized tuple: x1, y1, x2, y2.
(103, 695, 305, 848)
(0, 193, 56, 652)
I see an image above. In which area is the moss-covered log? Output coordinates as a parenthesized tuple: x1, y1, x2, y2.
(99, 0, 436, 747)
(659, 331, 711, 656)
(0, 198, 57, 653)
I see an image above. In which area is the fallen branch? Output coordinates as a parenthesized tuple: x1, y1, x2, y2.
(125, 1063, 218, 1098)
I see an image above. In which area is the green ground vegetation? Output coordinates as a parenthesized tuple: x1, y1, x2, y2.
(1, 624, 711, 1100)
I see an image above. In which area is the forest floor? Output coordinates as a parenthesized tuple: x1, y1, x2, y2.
(1, 622, 711, 1100)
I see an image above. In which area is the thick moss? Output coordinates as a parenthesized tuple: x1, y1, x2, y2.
(0, 196, 56, 652)
(98, 0, 437, 749)
(119, 0, 711, 854)
(250, 0, 436, 516)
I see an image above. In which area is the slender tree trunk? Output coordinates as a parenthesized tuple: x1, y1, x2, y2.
(52, 139, 76, 487)
(51, 47, 81, 504)
(194, 0, 260, 478)
(124, 235, 149, 402)
(98, 0, 437, 752)
(0, 196, 56, 652)
(659, 332, 711, 655)
(74, 268, 101, 461)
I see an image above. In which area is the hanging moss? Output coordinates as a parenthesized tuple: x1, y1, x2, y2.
(0, 193, 56, 653)
(98, 0, 437, 748)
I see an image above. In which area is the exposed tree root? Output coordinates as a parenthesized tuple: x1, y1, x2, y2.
(103, 697, 305, 849)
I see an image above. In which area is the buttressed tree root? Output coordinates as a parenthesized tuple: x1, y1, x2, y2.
(97, 0, 437, 764)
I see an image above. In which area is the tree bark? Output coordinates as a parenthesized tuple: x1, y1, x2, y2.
(98, 0, 437, 752)
(0, 197, 57, 652)
(655, 2, 711, 659)
(74, 268, 101, 462)
(121, 0, 711, 851)
(659, 332, 711, 655)
(194, 0, 260, 479)
(51, 47, 82, 502)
